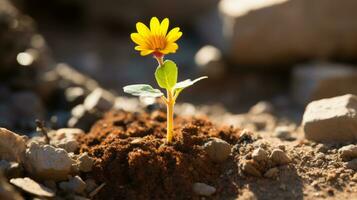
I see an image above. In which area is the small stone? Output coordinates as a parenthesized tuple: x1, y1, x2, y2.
(264, 167, 279, 178)
(24, 142, 75, 181)
(76, 153, 94, 172)
(338, 144, 357, 161)
(10, 177, 54, 197)
(0, 128, 27, 163)
(249, 101, 274, 115)
(345, 158, 357, 170)
(192, 182, 216, 196)
(59, 176, 86, 194)
(203, 138, 231, 162)
(241, 160, 262, 177)
(251, 148, 268, 163)
(274, 126, 293, 140)
(195, 45, 226, 79)
(302, 94, 357, 142)
(270, 149, 291, 165)
(49, 128, 84, 153)
(84, 88, 114, 113)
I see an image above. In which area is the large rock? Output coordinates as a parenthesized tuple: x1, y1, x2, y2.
(292, 63, 357, 105)
(24, 142, 75, 181)
(0, 128, 26, 163)
(302, 94, 357, 142)
(219, 0, 357, 67)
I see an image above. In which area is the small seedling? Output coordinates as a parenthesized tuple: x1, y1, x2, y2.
(124, 17, 207, 144)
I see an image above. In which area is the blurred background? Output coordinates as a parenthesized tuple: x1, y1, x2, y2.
(1, 0, 357, 133)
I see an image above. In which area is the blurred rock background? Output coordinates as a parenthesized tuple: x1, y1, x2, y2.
(1, 0, 357, 133)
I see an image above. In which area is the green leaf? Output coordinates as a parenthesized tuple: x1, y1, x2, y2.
(173, 76, 208, 98)
(123, 84, 163, 98)
(155, 60, 178, 89)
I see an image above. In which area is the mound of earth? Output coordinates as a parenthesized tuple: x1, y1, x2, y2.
(77, 110, 241, 199)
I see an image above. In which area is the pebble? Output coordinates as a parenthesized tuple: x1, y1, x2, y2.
(270, 149, 291, 165)
(302, 94, 357, 142)
(0, 172, 23, 200)
(264, 167, 279, 178)
(59, 176, 86, 194)
(338, 144, 357, 161)
(251, 148, 268, 162)
(76, 152, 94, 172)
(241, 160, 262, 177)
(192, 182, 216, 196)
(24, 142, 75, 181)
(10, 177, 55, 197)
(249, 101, 274, 115)
(49, 128, 84, 153)
(203, 138, 231, 163)
(0, 128, 27, 163)
(274, 126, 293, 140)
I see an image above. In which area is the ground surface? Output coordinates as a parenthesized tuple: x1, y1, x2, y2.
(78, 109, 357, 200)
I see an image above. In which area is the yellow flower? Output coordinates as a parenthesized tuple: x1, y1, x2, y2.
(130, 17, 183, 56)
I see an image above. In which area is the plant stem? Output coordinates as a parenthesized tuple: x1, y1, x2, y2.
(166, 89, 175, 143)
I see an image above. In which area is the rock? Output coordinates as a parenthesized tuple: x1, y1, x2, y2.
(65, 87, 86, 105)
(84, 88, 114, 113)
(194, 45, 226, 79)
(338, 145, 357, 161)
(249, 101, 274, 115)
(219, 0, 357, 67)
(59, 176, 86, 194)
(192, 182, 216, 196)
(114, 97, 141, 112)
(84, 179, 97, 193)
(203, 138, 231, 162)
(68, 104, 101, 131)
(251, 148, 268, 163)
(76, 153, 94, 172)
(292, 63, 357, 105)
(302, 94, 357, 142)
(0, 128, 26, 163)
(0, 172, 23, 200)
(241, 160, 262, 177)
(345, 158, 357, 170)
(25, 142, 75, 181)
(264, 167, 279, 178)
(274, 126, 293, 140)
(270, 149, 291, 165)
(10, 177, 54, 197)
(49, 128, 84, 153)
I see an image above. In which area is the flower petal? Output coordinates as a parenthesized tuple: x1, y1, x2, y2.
(166, 27, 182, 42)
(160, 18, 169, 36)
(136, 22, 151, 37)
(161, 43, 178, 54)
(130, 33, 146, 45)
(150, 17, 160, 35)
(140, 49, 154, 56)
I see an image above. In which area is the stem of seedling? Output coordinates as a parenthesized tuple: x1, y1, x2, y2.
(155, 54, 175, 144)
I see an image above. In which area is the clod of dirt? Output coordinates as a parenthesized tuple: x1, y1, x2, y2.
(273, 126, 293, 140)
(0, 172, 23, 200)
(264, 167, 279, 178)
(203, 137, 231, 163)
(0, 128, 27, 163)
(269, 149, 291, 165)
(10, 177, 55, 197)
(24, 142, 75, 181)
(338, 144, 357, 161)
(241, 160, 262, 177)
(192, 182, 216, 196)
(59, 175, 86, 194)
(75, 152, 94, 172)
(49, 128, 84, 153)
(345, 158, 357, 170)
(252, 147, 268, 163)
(78, 110, 241, 199)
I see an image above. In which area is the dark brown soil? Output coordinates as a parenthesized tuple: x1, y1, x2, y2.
(78, 110, 242, 200)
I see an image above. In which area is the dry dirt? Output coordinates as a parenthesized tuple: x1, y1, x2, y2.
(78, 109, 357, 200)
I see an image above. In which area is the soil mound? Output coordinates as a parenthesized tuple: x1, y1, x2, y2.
(78, 110, 241, 200)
